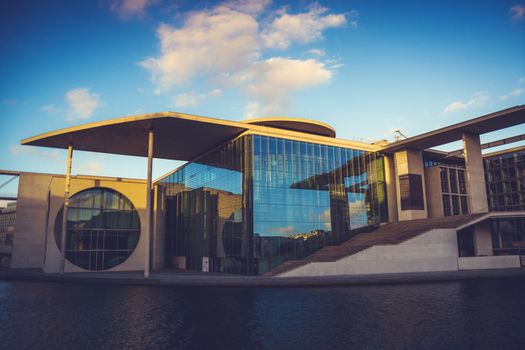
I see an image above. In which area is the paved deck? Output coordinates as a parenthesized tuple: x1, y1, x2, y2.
(1, 267, 525, 288)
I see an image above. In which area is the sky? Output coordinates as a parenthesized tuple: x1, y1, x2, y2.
(1, 0, 524, 196)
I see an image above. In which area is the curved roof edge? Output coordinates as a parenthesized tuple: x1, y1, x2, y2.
(243, 117, 336, 138)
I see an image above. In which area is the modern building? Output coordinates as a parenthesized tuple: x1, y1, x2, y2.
(3, 105, 525, 276)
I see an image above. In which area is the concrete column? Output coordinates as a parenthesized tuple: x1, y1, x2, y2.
(393, 149, 428, 221)
(144, 130, 154, 278)
(59, 144, 73, 274)
(384, 154, 398, 222)
(473, 221, 493, 256)
(462, 132, 488, 213)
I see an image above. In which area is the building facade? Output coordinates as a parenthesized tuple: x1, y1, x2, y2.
(158, 134, 387, 275)
(3, 106, 525, 276)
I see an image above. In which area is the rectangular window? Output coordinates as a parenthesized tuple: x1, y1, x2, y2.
(440, 167, 449, 193)
(460, 196, 469, 215)
(451, 195, 460, 215)
(458, 170, 467, 194)
(449, 168, 458, 193)
(399, 173, 425, 210)
(443, 195, 451, 216)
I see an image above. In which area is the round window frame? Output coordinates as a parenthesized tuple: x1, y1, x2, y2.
(54, 187, 141, 271)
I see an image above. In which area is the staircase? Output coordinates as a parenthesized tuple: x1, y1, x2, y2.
(266, 213, 486, 276)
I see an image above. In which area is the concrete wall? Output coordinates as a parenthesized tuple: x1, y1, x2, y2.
(279, 229, 459, 277)
(10, 173, 54, 268)
(10, 172, 154, 273)
(473, 221, 493, 256)
(424, 166, 444, 218)
(458, 256, 520, 270)
(394, 149, 428, 221)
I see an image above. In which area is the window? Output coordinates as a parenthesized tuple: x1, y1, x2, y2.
(399, 174, 425, 210)
(55, 188, 140, 271)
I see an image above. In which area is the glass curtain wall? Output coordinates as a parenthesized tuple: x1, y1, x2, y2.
(160, 134, 387, 275)
(484, 150, 525, 211)
(252, 135, 387, 274)
(160, 136, 253, 275)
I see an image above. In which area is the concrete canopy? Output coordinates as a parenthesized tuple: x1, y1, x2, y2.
(21, 112, 249, 161)
(379, 105, 525, 153)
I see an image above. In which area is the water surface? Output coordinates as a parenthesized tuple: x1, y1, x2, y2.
(1, 278, 525, 349)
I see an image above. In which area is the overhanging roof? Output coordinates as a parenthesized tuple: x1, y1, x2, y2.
(379, 105, 525, 153)
(21, 112, 376, 161)
(22, 112, 249, 161)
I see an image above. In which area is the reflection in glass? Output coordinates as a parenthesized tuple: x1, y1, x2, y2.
(55, 188, 140, 271)
(159, 134, 387, 275)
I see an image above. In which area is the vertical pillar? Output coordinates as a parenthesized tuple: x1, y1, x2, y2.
(144, 129, 154, 278)
(384, 154, 398, 222)
(59, 144, 73, 274)
(462, 132, 488, 213)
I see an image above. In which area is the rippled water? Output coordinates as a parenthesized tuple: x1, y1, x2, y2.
(1, 278, 525, 349)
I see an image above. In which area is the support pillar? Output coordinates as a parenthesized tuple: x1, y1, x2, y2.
(462, 132, 488, 213)
(144, 129, 154, 278)
(59, 144, 73, 274)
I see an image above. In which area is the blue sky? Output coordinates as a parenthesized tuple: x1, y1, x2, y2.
(1, 0, 524, 191)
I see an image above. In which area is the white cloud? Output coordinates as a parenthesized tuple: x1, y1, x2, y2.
(243, 57, 331, 118)
(9, 145, 62, 162)
(510, 5, 525, 22)
(443, 92, 488, 113)
(111, 0, 159, 19)
(65, 88, 101, 121)
(140, 7, 261, 93)
(172, 89, 223, 108)
(78, 161, 102, 175)
(221, 0, 272, 15)
(500, 88, 524, 100)
(307, 48, 326, 57)
(41, 104, 61, 115)
(262, 4, 348, 49)
(140, 1, 348, 113)
(519, 77, 525, 83)
(172, 93, 200, 108)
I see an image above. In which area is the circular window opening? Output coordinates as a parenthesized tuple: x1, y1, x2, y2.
(55, 188, 140, 271)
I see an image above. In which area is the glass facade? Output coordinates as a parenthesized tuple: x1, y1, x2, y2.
(484, 149, 525, 211)
(252, 135, 387, 273)
(55, 188, 140, 271)
(159, 134, 388, 275)
(491, 218, 525, 255)
(438, 166, 469, 216)
(161, 136, 252, 274)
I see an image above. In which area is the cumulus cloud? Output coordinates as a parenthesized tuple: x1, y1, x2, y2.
(243, 57, 331, 117)
(66, 88, 101, 121)
(443, 92, 488, 113)
(307, 48, 326, 57)
(9, 145, 62, 162)
(172, 89, 223, 108)
(140, 1, 350, 116)
(500, 88, 524, 100)
(78, 161, 102, 174)
(262, 4, 348, 49)
(111, 0, 159, 19)
(140, 7, 261, 93)
(510, 5, 525, 22)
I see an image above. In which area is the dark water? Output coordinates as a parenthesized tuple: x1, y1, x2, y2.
(1, 278, 525, 350)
